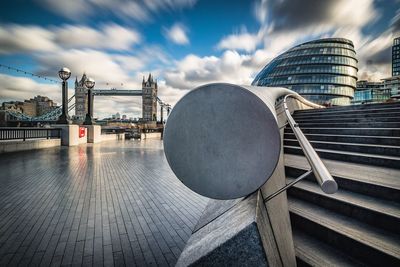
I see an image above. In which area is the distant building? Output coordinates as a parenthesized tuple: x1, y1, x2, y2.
(142, 74, 158, 121)
(1, 95, 57, 116)
(393, 37, 400, 76)
(1, 102, 22, 113)
(122, 114, 127, 120)
(115, 112, 121, 119)
(33, 95, 57, 115)
(252, 38, 358, 105)
(352, 80, 390, 104)
(381, 76, 400, 99)
(74, 74, 89, 122)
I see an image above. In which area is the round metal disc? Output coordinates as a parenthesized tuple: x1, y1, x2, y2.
(163, 83, 281, 200)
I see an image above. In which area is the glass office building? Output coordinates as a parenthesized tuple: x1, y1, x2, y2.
(352, 80, 391, 104)
(252, 38, 358, 105)
(393, 37, 400, 76)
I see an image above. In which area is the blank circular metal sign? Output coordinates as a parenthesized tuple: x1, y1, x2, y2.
(163, 83, 281, 200)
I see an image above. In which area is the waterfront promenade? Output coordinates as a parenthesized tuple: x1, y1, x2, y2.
(0, 140, 209, 266)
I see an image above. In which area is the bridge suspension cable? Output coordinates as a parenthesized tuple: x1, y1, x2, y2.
(0, 64, 61, 84)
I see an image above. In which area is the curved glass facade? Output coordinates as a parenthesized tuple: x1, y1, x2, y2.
(252, 38, 358, 105)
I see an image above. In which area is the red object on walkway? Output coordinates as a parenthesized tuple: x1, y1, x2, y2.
(79, 127, 85, 138)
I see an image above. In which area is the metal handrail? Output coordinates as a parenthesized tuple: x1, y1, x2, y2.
(283, 94, 338, 194)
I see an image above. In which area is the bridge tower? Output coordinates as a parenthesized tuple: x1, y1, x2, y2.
(74, 74, 88, 122)
(142, 74, 158, 121)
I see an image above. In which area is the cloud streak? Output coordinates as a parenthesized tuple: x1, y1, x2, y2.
(36, 0, 197, 22)
(0, 23, 141, 54)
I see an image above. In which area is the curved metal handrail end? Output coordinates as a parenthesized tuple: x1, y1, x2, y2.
(283, 93, 338, 194)
(321, 179, 338, 194)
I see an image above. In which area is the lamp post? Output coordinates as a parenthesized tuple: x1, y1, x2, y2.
(83, 77, 95, 125)
(160, 103, 164, 124)
(57, 67, 71, 124)
(166, 104, 171, 116)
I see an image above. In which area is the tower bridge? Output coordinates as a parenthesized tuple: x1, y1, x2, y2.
(2, 73, 170, 125)
(74, 73, 167, 123)
(92, 89, 143, 96)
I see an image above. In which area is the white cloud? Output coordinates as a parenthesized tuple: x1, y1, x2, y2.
(253, 0, 268, 24)
(36, 49, 133, 88)
(163, 23, 190, 45)
(0, 74, 62, 104)
(164, 50, 254, 90)
(356, 32, 395, 81)
(0, 23, 141, 54)
(217, 30, 261, 52)
(55, 24, 141, 50)
(36, 0, 197, 22)
(0, 25, 59, 54)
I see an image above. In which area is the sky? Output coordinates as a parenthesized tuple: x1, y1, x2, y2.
(0, 0, 399, 119)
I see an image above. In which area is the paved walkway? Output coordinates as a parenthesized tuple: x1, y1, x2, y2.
(0, 140, 209, 266)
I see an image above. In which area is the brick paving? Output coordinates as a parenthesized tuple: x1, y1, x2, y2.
(0, 140, 209, 266)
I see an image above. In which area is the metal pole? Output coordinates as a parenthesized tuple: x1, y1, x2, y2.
(89, 89, 93, 117)
(57, 80, 71, 124)
(160, 105, 164, 124)
(264, 170, 312, 202)
(63, 81, 68, 119)
(83, 89, 93, 125)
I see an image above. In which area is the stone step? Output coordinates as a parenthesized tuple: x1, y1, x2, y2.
(295, 106, 400, 115)
(285, 158, 400, 202)
(284, 127, 400, 137)
(293, 108, 400, 118)
(297, 122, 400, 128)
(293, 112, 400, 120)
(284, 145, 400, 169)
(288, 198, 400, 266)
(292, 230, 363, 267)
(295, 117, 400, 123)
(284, 139, 400, 157)
(286, 177, 400, 234)
(284, 133, 400, 146)
(296, 102, 400, 113)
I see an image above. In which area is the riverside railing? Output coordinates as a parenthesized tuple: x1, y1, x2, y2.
(100, 128, 126, 135)
(0, 127, 61, 141)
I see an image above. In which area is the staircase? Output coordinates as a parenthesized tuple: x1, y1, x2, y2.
(283, 102, 400, 267)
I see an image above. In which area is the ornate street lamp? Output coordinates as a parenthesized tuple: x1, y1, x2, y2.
(57, 67, 71, 124)
(83, 77, 95, 125)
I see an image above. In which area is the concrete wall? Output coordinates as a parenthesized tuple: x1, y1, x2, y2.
(86, 125, 101, 143)
(55, 124, 87, 146)
(0, 139, 61, 154)
(85, 125, 126, 143)
(101, 133, 125, 142)
(140, 132, 162, 140)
